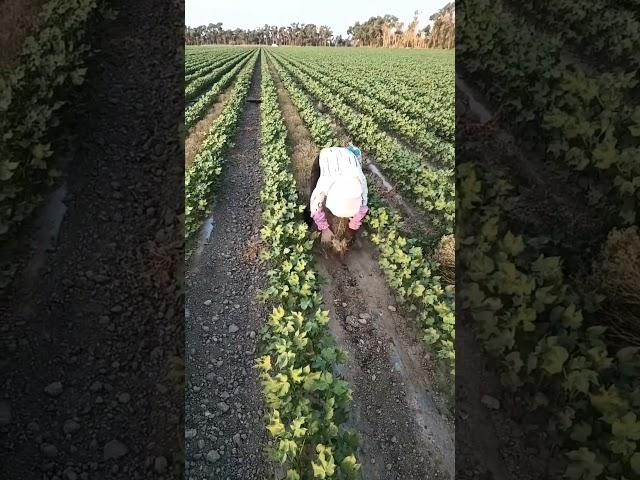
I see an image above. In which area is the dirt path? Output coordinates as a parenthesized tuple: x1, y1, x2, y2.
(317, 242, 454, 480)
(184, 58, 270, 480)
(269, 60, 454, 480)
(0, 1, 183, 478)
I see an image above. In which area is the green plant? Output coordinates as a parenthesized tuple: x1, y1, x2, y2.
(257, 52, 359, 479)
(0, 0, 100, 240)
(184, 52, 257, 237)
(458, 161, 640, 479)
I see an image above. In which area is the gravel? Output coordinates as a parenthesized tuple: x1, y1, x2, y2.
(0, 0, 183, 477)
(185, 58, 269, 480)
(44, 382, 64, 397)
(103, 440, 128, 460)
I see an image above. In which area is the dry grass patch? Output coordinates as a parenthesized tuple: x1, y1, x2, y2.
(591, 226, 640, 346)
(434, 234, 455, 284)
(243, 237, 263, 264)
(185, 82, 236, 170)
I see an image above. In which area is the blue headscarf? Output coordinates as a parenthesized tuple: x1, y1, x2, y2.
(345, 144, 361, 158)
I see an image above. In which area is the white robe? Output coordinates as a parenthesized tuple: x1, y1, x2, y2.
(309, 147, 368, 215)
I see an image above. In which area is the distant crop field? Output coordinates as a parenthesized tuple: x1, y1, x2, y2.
(184, 44, 455, 479)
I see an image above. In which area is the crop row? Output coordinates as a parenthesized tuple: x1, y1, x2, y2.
(184, 55, 256, 237)
(281, 56, 454, 166)
(184, 47, 233, 73)
(511, 0, 640, 69)
(277, 48, 454, 116)
(458, 161, 640, 479)
(257, 53, 359, 480)
(280, 51, 454, 142)
(266, 58, 455, 373)
(367, 203, 455, 372)
(269, 53, 454, 233)
(185, 49, 253, 104)
(459, 0, 640, 225)
(0, 0, 99, 241)
(185, 50, 257, 130)
(184, 50, 244, 85)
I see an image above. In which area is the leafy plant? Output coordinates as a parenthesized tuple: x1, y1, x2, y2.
(0, 0, 100, 240)
(184, 52, 257, 237)
(258, 51, 359, 479)
(458, 161, 640, 479)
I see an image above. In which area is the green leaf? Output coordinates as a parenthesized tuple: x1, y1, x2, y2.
(542, 345, 569, 375)
(565, 448, 604, 480)
(630, 452, 640, 475)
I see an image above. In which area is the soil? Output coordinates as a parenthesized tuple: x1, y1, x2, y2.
(317, 242, 454, 480)
(184, 58, 271, 480)
(269, 59, 454, 480)
(0, 0, 47, 69)
(0, 1, 184, 479)
(455, 314, 550, 480)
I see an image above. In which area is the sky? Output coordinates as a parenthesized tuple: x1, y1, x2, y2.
(185, 0, 449, 37)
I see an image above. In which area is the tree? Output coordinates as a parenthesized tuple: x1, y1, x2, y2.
(184, 21, 339, 47)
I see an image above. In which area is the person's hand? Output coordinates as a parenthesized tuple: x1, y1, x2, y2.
(321, 229, 334, 245)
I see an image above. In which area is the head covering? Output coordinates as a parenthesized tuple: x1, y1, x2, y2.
(326, 176, 362, 218)
(345, 144, 361, 158)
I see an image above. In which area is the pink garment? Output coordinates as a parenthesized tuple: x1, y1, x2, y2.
(348, 206, 368, 230)
(312, 209, 330, 231)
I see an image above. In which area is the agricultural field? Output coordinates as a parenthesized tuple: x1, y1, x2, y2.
(184, 45, 455, 480)
(457, 0, 640, 479)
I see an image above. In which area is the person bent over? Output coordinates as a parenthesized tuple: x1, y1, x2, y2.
(310, 144, 368, 245)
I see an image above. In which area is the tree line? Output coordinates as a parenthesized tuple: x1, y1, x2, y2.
(184, 4, 454, 49)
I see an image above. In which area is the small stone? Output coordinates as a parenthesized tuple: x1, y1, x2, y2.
(481, 394, 500, 410)
(185, 429, 197, 439)
(103, 439, 128, 460)
(204, 300, 212, 306)
(63, 419, 80, 434)
(206, 450, 220, 463)
(359, 313, 371, 320)
(89, 381, 103, 392)
(228, 324, 239, 333)
(0, 401, 10, 426)
(154, 456, 168, 473)
(346, 316, 359, 328)
(41, 443, 58, 457)
(217, 402, 229, 413)
(233, 433, 241, 446)
(197, 439, 205, 450)
(357, 317, 367, 325)
(63, 468, 78, 480)
(118, 393, 131, 403)
(388, 305, 397, 312)
(44, 382, 63, 397)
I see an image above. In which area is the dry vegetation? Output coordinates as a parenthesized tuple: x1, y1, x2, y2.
(592, 226, 640, 345)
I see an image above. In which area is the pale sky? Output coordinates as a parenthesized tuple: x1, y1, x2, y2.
(185, 0, 449, 37)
